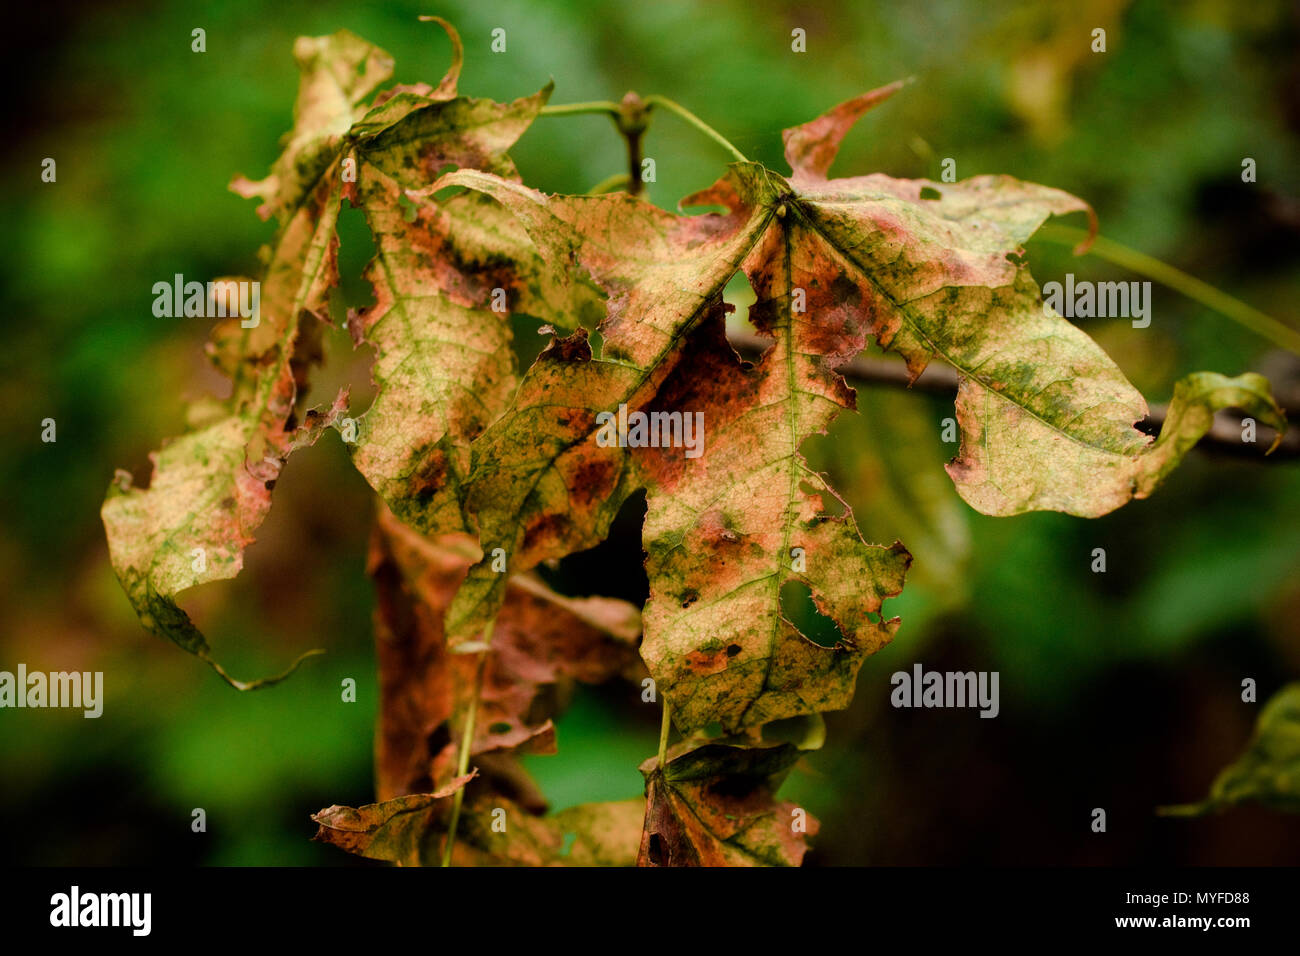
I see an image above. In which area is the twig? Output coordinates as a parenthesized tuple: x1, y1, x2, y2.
(441, 639, 489, 867)
(658, 696, 671, 770)
(726, 330, 1298, 459)
(617, 93, 650, 198)
(539, 100, 622, 118)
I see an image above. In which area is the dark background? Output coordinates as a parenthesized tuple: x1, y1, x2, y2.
(1, 0, 1298, 865)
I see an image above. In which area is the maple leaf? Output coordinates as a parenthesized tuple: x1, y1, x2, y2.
(405, 176, 770, 648)
(1159, 683, 1300, 817)
(237, 18, 578, 538)
(432, 146, 912, 734)
(771, 85, 1287, 517)
(436, 83, 1286, 735)
(369, 506, 642, 801)
(638, 740, 818, 867)
(101, 29, 397, 686)
(102, 88, 359, 686)
(103, 21, 575, 684)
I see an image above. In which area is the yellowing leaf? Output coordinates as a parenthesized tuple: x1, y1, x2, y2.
(104, 21, 567, 683)
(421, 172, 771, 648)
(102, 166, 350, 687)
(951, 370, 1287, 516)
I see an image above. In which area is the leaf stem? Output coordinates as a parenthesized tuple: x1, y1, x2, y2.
(540, 100, 623, 117)
(657, 695, 671, 770)
(644, 94, 749, 164)
(587, 172, 632, 194)
(1035, 224, 1300, 357)
(441, 633, 490, 868)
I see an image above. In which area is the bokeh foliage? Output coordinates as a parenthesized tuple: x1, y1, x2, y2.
(2, 0, 1298, 864)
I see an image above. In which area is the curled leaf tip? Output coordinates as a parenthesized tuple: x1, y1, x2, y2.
(1071, 205, 1100, 255)
(419, 15, 463, 97)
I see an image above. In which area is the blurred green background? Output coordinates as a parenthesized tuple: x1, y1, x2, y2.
(2, 0, 1299, 865)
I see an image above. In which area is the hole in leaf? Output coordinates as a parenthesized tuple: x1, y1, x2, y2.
(488, 721, 512, 735)
(509, 313, 551, 373)
(534, 491, 649, 605)
(726, 643, 741, 657)
(919, 186, 942, 200)
(779, 580, 845, 648)
(646, 832, 666, 866)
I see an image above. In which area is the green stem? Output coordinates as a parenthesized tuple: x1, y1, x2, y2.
(644, 94, 749, 164)
(657, 695, 671, 769)
(1035, 224, 1300, 357)
(540, 100, 622, 117)
(441, 635, 490, 868)
(588, 172, 632, 194)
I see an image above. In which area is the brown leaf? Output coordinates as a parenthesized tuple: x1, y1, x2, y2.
(369, 507, 642, 800)
(637, 740, 818, 867)
(313, 783, 644, 867)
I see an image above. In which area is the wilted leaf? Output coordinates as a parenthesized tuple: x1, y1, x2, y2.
(636, 266, 910, 734)
(242, 18, 572, 538)
(101, 162, 351, 686)
(102, 29, 394, 686)
(311, 771, 476, 866)
(638, 740, 817, 866)
(421, 172, 771, 647)
(105, 21, 572, 683)
(369, 507, 642, 800)
(1160, 683, 1300, 816)
(313, 784, 644, 866)
(774, 85, 1287, 516)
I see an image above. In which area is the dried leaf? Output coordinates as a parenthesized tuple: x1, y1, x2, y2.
(369, 507, 642, 800)
(638, 740, 817, 866)
(103, 30, 395, 686)
(311, 771, 477, 866)
(774, 86, 1286, 516)
(104, 21, 568, 683)
(313, 785, 644, 866)
(951, 370, 1287, 516)
(422, 172, 770, 647)
(101, 167, 350, 686)
(401, 83, 1285, 741)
